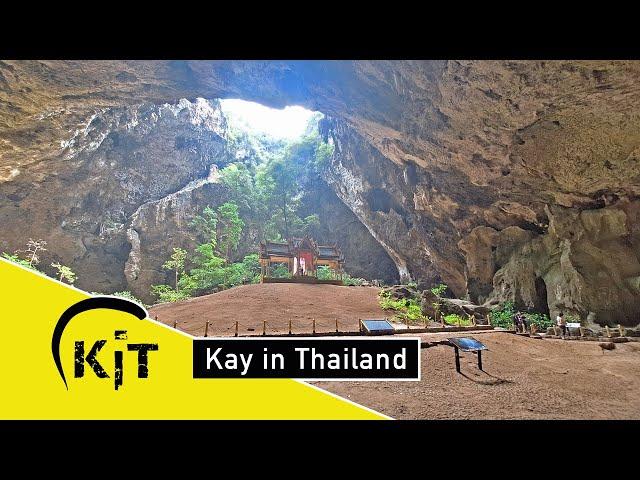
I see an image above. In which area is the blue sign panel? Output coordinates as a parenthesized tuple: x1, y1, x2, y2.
(362, 319, 395, 334)
(448, 337, 487, 352)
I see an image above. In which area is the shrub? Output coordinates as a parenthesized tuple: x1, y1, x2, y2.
(489, 301, 516, 328)
(343, 274, 365, 286)
(431, 283, 448, 297)
(317, 265, 333, 280)
(490, 302, 554, 330)
(51, 262, 76, 284)
(378, 292, 426, 324)
(443, 314, 472, 327)
(150, 285, 192, 303)
(2, 252, 39, 271)
(524, 312, 554, 329)
(270, 263, 291, 278)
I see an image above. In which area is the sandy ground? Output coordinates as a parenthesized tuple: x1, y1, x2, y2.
(149, 284, 640, 420)
(148, 283, 387, 337)
(314, 331, 640, 419)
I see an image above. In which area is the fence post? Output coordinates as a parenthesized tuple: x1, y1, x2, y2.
(335, 318, 339, 333)
(235, 321, 238, 337)
(605, 325, 611, 338)
(263, 320, 267, 336)
(204, 321, 209, 338)
(173, 319, 177, 329)
(289, 319, 292, 335)
(619, 324, 625, 337)
(313, 318, 316, 335)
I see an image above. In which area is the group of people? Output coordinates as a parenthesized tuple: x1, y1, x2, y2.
(512, 311, 529, 332)
(512, 310, 571, 338)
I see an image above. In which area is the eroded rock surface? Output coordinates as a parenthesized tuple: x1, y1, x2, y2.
(1, 60, 639, 323)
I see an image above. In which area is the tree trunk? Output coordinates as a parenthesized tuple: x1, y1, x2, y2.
(282, 192, 289, 239)
(29, 248, 38, 266)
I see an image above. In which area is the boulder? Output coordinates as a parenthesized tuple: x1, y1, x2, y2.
(420, 290, 490, 321)
(382, 285, 419, 300)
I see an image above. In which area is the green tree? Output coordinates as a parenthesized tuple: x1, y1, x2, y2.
(264, 157, 298, 239)
(151, 247, 191, 303)
(190, 206, 218, 247)
(51, 262, 77, 284)
(25, 239, 47, 267)
(163, 247, 188, 292)
(216, 202, 244, 262)
(313, 139, 334, 171)
(191, 202, 244, 263)
(187, 243, 226, 292)
(2, 239, 48, 271)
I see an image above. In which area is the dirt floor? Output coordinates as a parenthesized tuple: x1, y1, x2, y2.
(314, 331, 640, 419)
(149, 284, 640, 420)
(148, 283, 387, 337)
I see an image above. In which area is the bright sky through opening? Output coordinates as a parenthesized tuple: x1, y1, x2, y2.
(220, 99, 317, 140)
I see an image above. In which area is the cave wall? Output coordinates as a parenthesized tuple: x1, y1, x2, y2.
(0, 98, 232, 294)
(298, 178, 399, 284)
(0, 93, 397, 302)
(1, 60, 640, 323)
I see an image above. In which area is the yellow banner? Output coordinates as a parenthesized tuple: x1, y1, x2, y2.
(0, 258, 387, 419)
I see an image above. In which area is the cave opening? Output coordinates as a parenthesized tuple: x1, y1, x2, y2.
(219, 98, 319, 141)
(215, 98, 400, 285)
(534, 276, 550, 316)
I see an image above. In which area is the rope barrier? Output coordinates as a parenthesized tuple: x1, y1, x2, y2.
(225, 317, 365, 337)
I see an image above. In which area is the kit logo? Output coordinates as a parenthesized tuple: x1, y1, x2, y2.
(51, 296, 158, 390)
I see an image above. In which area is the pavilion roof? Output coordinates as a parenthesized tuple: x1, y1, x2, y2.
(259, 237, 343, 262)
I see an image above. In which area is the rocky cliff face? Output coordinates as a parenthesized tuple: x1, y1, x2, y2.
(0, 93, 396, 302)
(1, 60, 639, 324)
(0, 97, 234, 296)
(299, 179, 399, 284)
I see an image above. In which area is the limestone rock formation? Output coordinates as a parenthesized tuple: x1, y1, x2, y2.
(1, 60, 639, 324)
(0, 93, 397, 302)
(299, 179, 399, 284)
(0, 97, 232, 294)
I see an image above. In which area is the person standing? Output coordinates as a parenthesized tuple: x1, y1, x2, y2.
(557, 312, 567, 338)
(512, 311, 521, 332)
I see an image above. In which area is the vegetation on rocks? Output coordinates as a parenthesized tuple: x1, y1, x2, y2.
(51, 262, 76, 284)
(489, 301, 554, 329)
(443, 314, 472, 327)
(378, 289, 426, 324)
